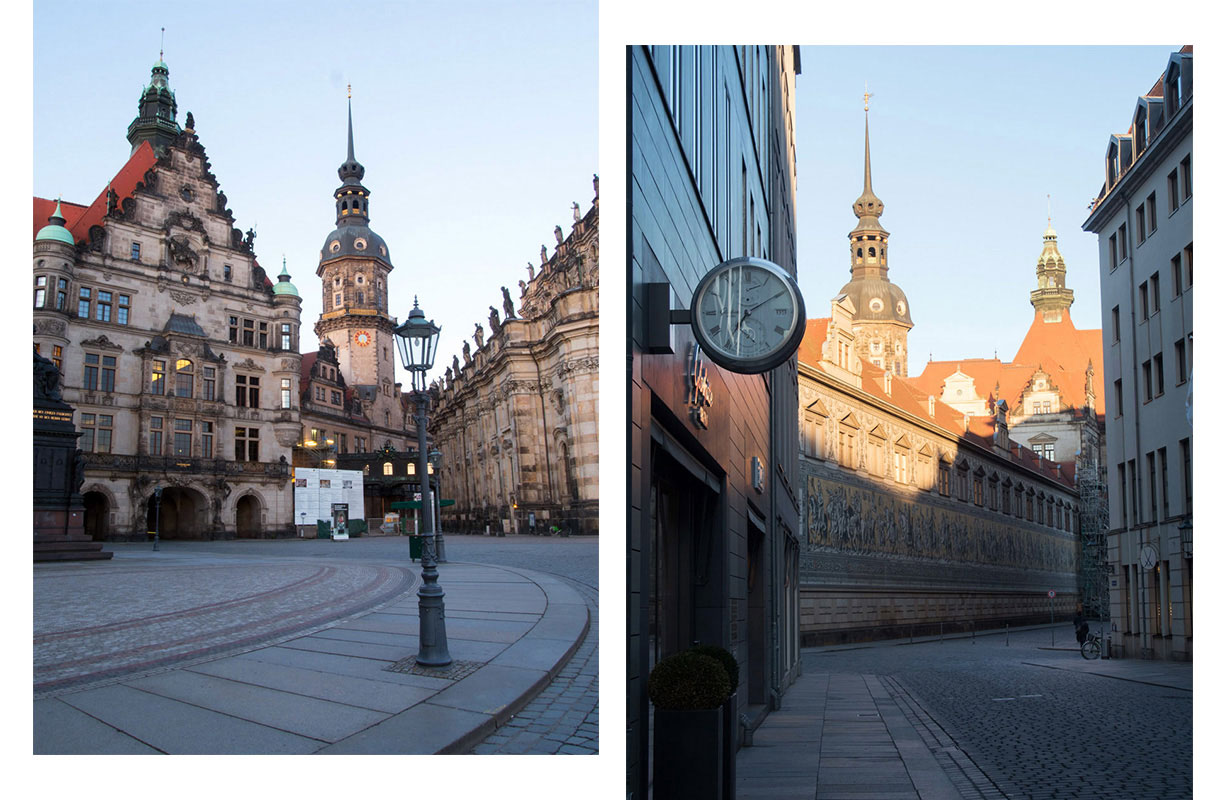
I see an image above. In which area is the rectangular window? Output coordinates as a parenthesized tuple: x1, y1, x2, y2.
(236, 374, 260, 408)
(1108, 234, 1118, 270)
(331, 390, 342, 405)
(1118, 223, 1128, 261)
(149, 415, 163, 455)
(173, 419, 192, 457)
(242, 319, 254, 347)
(223, 264, 232, 282)
(131, 242, 141, 261)
(1171, 254, 1182, 298)
(280, 323, 292, 350)
(235, 426, 260, 462)
(281, 378, 292, 409)
(201, 421, 214, 458)
(1180, 438, 1192, 514)
(315, 385, 325, 401)
(258, 322, 268, 349)
(1111, 306, 1121, 342)
(1117, 463, 1127, 526)
(1114, 378, 1123, 417)
(151, 359, 166, 395)
(1175, 338, 1187, 384)
(1168, 169, 1179, 211)
(51, 345, 62, 370)
(175, 359, 193, 398)
(117, 294, 130, 325)
(100, 355, 116, 392)
(1180, 154, 1191, 199)
(1139, 282, 1148, 320)
(56, 278, 68, 311)
(203, 366, 216, 401)
(96, 290, 112, 322)
(1150, 273, 1160, 315)
(1159, 447, 1169, 519)
(83, 353, 99, 390)
(1147, 192, 1157, 232)
(340, 433, 347, 454)
(1153, 353, 1164, 396)
(79, 413, 94, 452)
(229, 316, 239, 344)
(1128, 459, 1139, 523)
(78, 287, 91, 318)
(34, 275, 47, 307)
(1136, 204, 1146, 243)
(1185, 243, 1192, 288)
(1147, 452, 1158, 523)
(95, 415, 113, 453)
(1142, 360, 1153, 402)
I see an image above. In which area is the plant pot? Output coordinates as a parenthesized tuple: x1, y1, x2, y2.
(653, 706, 723, 800)
(722, 692, 738, 800)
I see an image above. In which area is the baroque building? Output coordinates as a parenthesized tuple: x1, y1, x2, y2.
(627, 45, 802, 798)
(293, 97, 416, 528)
(1083, 46, 1192, 661)
(429, 179, 599, 536)
(32, 58, 300, 540)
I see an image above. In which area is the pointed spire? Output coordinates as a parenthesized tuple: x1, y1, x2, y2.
(337, 86, 365, 185)
(346, 86, 356, 164)
(852, 88, 884, 223)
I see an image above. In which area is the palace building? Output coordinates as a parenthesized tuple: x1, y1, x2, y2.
(797, 108, 1081, 646)
(428, 179, 599, 536)
(33, 57, 301, 539)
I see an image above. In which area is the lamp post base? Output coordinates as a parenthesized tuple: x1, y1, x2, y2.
(417, 584, 451, 666)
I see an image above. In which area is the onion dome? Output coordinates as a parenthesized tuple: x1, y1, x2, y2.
(35, 199, 76, 246)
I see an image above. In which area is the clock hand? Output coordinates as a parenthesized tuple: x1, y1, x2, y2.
(745, 290, 785, 312)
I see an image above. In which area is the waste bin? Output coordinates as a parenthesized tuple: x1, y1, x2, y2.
(317, 519, 331, 539)
(409, 534, 423, 561)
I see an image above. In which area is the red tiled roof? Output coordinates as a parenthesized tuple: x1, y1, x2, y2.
(299, 351, 319, 400)
(799, 318, 1074, 489)
(33, 141, 158, 245)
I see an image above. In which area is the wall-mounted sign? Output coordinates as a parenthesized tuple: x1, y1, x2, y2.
(686, 343, 714, 429)
(752, 456, 765, 493)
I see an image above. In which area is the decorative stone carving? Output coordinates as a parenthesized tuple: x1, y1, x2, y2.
(233, 357, 264, 372)
(79, 334, 123, 351)
(168, 289, 197, 305)
(35, 319, 67, 337)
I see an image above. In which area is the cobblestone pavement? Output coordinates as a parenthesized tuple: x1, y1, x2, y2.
(804, 627, 1191, 800)
(471, 578, 598, 754)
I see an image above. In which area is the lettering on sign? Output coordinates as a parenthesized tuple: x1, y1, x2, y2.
(686, 343, 714, 429)
(33, 409, 74, 423)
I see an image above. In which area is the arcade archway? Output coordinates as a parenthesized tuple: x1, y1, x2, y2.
(146, 486, 208, 540)
(236, 494, 262, 538)
(83, 491, 109, 541)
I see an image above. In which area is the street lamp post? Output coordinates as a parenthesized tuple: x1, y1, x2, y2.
(394, 298, 451, 666)
(429, 447, 446, 562)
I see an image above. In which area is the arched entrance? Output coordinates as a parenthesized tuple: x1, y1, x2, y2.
(146, 486, 207, 540)
(83, 491, 109, 541)
(236, 494, 262, 538)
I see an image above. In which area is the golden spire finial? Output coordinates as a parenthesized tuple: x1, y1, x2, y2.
(347, 83, 352, 100)
(160, 27, 165, 60)
(864, 81, 872, 113)
(1047, 193, 1052, 226)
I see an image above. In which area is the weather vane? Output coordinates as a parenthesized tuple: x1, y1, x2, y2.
(160, 27, 165, 60)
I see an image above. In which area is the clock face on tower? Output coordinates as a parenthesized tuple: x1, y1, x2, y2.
(355, 330, 372, 347)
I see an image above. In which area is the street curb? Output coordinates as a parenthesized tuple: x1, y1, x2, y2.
(440, 569, 592, 754)
(1020, 661, 1193, 691)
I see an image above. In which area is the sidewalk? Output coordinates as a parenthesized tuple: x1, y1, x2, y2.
(33, 549, 589, 754)
(735, 627, 1192, 799)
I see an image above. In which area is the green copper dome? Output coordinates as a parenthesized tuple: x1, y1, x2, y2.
(35, 199, 76, 246)
(273, 261, 300, 297)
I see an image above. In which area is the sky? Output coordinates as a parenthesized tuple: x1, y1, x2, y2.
(32, 0, 597, 379)
(794, 45, 1178, 378)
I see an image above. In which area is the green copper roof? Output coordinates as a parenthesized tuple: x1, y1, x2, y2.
(35, 199, 76, 245)
(273, 262, 300, 297)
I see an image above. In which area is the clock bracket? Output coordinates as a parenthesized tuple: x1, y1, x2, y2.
(642, 281, 690, 355)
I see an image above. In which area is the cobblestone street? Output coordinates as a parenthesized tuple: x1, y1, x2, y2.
(791, 627, 1191, 800)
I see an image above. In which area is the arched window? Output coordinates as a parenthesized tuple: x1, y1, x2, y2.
(856, 248, 863, 260)
(175, 359, 194, 397)
(353, 200, 360, 211)
(868, 246, 876, 258)
(382, 462, 393, 476)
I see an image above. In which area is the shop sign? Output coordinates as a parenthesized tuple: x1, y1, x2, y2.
(686, 343, 714, 429)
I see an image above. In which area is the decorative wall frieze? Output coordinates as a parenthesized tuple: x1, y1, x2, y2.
(79, 334, 124, 351)
(34, 319, 67, 337)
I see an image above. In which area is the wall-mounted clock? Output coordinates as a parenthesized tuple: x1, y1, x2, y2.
(689, 257, 806, 374)
(1139, 544, 1158, 570)
(355, 330, 372, 347)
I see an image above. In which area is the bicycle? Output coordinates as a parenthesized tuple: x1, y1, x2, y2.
(1080, 630, 1102, 660)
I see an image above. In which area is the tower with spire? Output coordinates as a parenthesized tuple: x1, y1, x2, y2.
(314, 89, 404, 436)
(836, 89, 913, 376)
(127, 40, 181, 156)
(1029, 198, 1075, 323)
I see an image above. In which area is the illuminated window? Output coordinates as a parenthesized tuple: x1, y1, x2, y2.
(383, 462, 393, 476)
(175, 359, 194, 397)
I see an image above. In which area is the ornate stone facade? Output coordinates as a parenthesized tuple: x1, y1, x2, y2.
(429, 180, 598, 535)
(798, 295, 1080, 646)
(32, 59, 301, 540)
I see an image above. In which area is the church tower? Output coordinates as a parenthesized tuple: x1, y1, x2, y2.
(314, 92, 404, 435)
(1029, 203, 1075, 323)
(836, 91, 913, 376)
(126, 53, 181, 155)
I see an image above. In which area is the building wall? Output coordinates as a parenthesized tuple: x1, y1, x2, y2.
(1084, 48, 1193, 661)
(628, 45, 800, 798)
(430, 185, 599, 536)
(33, 108, 300, 540)
(798, 361, 1080, 645)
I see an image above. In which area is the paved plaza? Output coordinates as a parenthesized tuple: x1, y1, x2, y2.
(737, 625, 1192, 799)
(33, 535, 598, 756)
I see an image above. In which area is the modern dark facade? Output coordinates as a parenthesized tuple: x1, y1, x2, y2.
(627, 45, 801, 798)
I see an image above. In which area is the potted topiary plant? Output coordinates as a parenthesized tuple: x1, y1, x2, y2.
(648, 651, 732, 800)
(689, 645, 740, 800)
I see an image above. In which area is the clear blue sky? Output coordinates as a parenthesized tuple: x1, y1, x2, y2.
(32, 0, 597, 377)
(794, 45, 1176, 377)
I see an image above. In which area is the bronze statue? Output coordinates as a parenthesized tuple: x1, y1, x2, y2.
(462, 340, 472, 364)
(501, 286, 515, 319)
(488, 306, 501, 334)
(474, 322, 485, 348)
